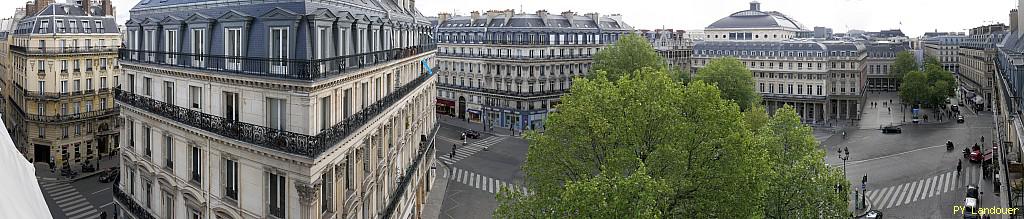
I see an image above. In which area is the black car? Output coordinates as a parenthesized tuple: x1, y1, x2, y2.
(462, 130, 481, 139)
(99, 167, 120, 183)
(881, 126, 902, 134)
(957, 115, 965, 123)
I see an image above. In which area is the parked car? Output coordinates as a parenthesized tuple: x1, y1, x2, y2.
(462, 130, 481, 139)
(863, 210, 883, 219)
(958, 115, 965, 123)
(881, 126, 902, 134)
(964, 185, 979, 218)
(99, 167, 120, 183)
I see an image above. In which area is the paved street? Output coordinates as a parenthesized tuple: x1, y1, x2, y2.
(435, 116, 529, 219)
(824, 92, 999, 218)
(35, 157, 118, 219)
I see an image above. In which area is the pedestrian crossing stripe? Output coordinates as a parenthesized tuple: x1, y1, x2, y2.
(865, 167, 982, 210)
(444, 167, 528, 195)
(37, 180, 102, 219)
(438, 136, 505, 164)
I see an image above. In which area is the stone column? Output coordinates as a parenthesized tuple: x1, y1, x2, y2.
(296, 182, 321, 219)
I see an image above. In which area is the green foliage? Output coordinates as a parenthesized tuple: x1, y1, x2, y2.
(892, 51, 918, 83)
(899, 59, 956, 108)
(497, 66, 850, 218)
(592, 33, 668, 82)
(756, 106, 850, 218)
(696, 57, 759, 111)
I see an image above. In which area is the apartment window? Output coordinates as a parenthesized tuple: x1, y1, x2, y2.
(37, 60, 44, 73)
(38, 81, 45, 95)
(143, 77, 152, 96)
(343, 89, 352, 118)
(143, 126, 152, 157)
(321, 172, 333, 213)
(164, 135, 173, 169)
(85, 78, 92, 90)
(60, 81, 67, 93)
(60, 60, 67, 72)
(224, 158, 239, 200)
(82, 21, 90, 33)
(128, 168, 136, 195)
(270, 27, 289, 74)
(61, 103, 68, 115)
(267, 172, 286, 218)
(164, 81, 174, 104)
(191, 145, 201, 183)
(217, 92, 239, 122)
(225, 28, 242, 70)
(189, 86, 202, 110)
(163, 193, 174, 219)
(74, 60, 80, 71)
(267, 98, 287, 130)
(101, 58, 108, 69)
(320, 97, 331, 131)
(128, 120, 135, 148)
(69, 20, 77, 33)
(191, 29, 206, 67)
(39, 20, 48, 34)
(85, 59, 92, 71)
(127, 74, 136, 93)
(144, 179, 153, 208)
(165, 30, 178, 64)
(56, 20, 64, 33)
(38, 126, 44, 138)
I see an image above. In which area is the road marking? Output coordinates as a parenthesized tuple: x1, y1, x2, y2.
(842, 144, 945, 166)
(97, 201, 114, 209)
(901, 181, 918, 205)
(68, 209, 98, 219)
(90, 187, 111, 196)
(876, 186, 894, 209)
(942, 172, 951, 193)
(912, 178, 927, 202)
(926, 176, 938, 198)
(64, 203, 94, 216)
(884, 184, 905, 209)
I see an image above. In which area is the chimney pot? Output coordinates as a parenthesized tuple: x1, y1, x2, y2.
(750, 1, 761, 11)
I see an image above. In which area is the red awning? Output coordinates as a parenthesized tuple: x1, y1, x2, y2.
(436, 99, 456, 106)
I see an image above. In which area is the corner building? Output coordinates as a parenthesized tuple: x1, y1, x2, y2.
(432, 10, 632, 131)
(8, 0, 121, 168)
(115, 0, 438, 219)
(692, 2, 866, 123)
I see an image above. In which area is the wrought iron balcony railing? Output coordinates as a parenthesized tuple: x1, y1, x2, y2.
(119, 44, 435, 81)
(26, 88, 113, 100)
(113, 185, 155, 219)
(381, 123, 439, 219)
(438, 83, 567, 98)
(115, 72, 434, 158)
(10, 45, 119, 55)
(437, 52, 594, 60)
(26, 108, 118, 123)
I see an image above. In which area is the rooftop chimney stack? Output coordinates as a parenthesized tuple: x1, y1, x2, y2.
(750, 1, 761, 11)
(1012, 9, 1019, 33)
(470, 11, 480, 24)
(82, 0, 91, 16)
(437, 12, 450, 23)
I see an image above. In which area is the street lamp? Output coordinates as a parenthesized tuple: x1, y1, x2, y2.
(838, 147, 850, 176)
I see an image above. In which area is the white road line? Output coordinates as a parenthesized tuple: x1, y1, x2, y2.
(901, 181, 918, 205)
(488, 178, 495, 193)
(913, 179, 928, 202)
(61, 200, 89, 212)
(876, 186, 894, 209)
(884, 184, 906, 209)
(97, 201, 114, 209)
(90, 187, 111, 196)
(64, 203, 94, 217)
(54, 194, 83, 205)
(50, 186, 76, 197)
(926, 175, 938, 198)
(870, 187, 888, 207)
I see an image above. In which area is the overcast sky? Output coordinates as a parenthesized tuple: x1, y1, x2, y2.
(0, 0, 1016, 37)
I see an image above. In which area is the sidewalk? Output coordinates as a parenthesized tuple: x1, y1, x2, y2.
(421, 161, 450, 219)
(437, 113, 521, 138)
(35, 154, 120, 182)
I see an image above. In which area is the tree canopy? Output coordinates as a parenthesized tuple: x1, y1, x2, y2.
(496, 64, 849, 218)
(591, 33, 674, 82)
(899, 56, 956, 108)
(891, 51, 918, 83)
(695, 57, 759, 111)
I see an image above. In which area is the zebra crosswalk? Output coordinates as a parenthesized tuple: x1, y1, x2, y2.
(444, 167, 528, 194)
(38, 179, 101, 219)
(438, 136, 504, 164)
(865, 167, 982, 210)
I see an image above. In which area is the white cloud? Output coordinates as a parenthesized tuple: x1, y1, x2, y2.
(0, 0, 1014, 36)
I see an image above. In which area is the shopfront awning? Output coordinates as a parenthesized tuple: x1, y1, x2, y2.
(436, 99, 455, 106)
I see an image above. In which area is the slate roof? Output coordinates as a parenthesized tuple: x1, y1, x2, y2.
(15, 3, 118, 35)
(707, 9, 806, 30)
(693, 40, 863, 55)
(435, 13, 631, 31)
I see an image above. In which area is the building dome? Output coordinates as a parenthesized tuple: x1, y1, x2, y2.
(706, 2, 806, 30)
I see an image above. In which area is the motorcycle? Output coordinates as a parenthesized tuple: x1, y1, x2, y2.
(946, 141, 954, 151)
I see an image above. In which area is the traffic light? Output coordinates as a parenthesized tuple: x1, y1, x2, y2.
(862, 175, 867, 184)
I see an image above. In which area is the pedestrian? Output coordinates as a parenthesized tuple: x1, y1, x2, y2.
(99, 212, 107, 219)
(450, 144, 456, 159)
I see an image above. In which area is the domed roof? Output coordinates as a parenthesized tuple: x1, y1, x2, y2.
(707, 2, 806, 30)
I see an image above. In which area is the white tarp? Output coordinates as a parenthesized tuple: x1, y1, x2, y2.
(0, 115, 53, 219)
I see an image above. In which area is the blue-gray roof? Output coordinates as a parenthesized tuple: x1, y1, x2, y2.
(434, 12, 631, 32)
(707, 10, 805, 30)
(693, 41, 863, 56)
(15, 3, 118, 35)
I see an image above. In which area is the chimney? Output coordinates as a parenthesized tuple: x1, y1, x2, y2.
(584, 12, 599, 23)
(25, 1, 34, 16)
(1012, 9, 1019, 33)
(1019, 0, 1024, 37)
(82, 0, 91, 16)
(750, 1, 761, 11)
(562, 11, 575, 27)
(470, 11, 480, 24)
(437, 12, 450, 23)
(102, 0, 113, 16)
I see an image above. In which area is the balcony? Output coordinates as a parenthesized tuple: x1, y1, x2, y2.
(25, 88, 113, 100)
(115, 72, 435, 158)
(113, 185, 156, 219)
(10, 45, 119, 55)
(381, 123, 439, 219)
(26, 108, 118, 123)
(438, 83, 567, 98)
(437, 52, 594, 61)
(119, 44, 436, 81)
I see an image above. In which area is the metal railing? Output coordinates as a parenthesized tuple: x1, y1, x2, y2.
(437, 52, 594, 60)
(113, 185, 156, 219)
(26, 107, 118, 123)
(438, 83, 567, 97)
(115, 72, 435, 158)
(380, 123, 439, 219)
(10, 45, 119, 54)
(119, 44, 435, 81)
(26, 88, 113, 100)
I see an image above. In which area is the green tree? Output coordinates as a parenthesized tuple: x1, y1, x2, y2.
(496, 68, 768, 218)
(592, 33, 668, 82)
(899, 71, 929, 106)
(892, 51, 918, 83)
(757, 106, 850, 218)
(696, 57, 759, 111)
(898, 59, 956, 109)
